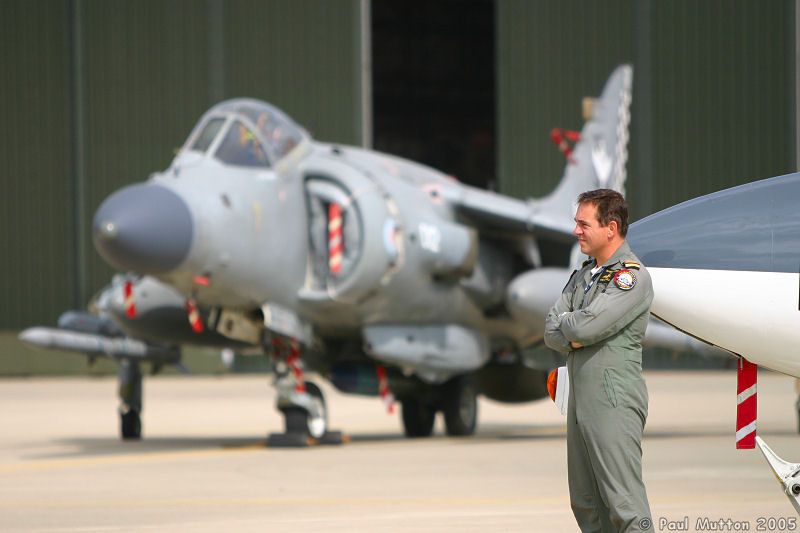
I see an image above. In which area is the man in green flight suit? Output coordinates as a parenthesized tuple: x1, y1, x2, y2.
(545, 189, 653, 532)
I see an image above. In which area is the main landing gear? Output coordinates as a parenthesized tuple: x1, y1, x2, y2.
(400, 375, 478, 438)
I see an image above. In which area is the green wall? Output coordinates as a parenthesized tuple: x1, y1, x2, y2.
(497, 0, 795, 220)
(0, 0, 795, 374)
(0, 1, 74, 330)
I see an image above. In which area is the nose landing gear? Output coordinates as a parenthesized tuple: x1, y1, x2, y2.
(118, 359, 142, 440)
(266, 338, 345, 447)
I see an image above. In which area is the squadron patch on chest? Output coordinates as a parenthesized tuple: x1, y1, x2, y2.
(613, 269, 637, 290)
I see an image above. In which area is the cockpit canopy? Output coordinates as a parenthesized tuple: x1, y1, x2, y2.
(182, 99, 309, 168)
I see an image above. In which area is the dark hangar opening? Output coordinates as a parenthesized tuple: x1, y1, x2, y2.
(371, 0, 496, 190)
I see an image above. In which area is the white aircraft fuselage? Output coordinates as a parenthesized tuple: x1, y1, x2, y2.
(628, 172, 800, 378)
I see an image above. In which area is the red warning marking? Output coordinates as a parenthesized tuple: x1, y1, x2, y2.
(185, 298, 204, 333)
(550, 128, 581, 163)
(376, 365, 396, 414)
(328, 203, 343, 275)
(192, 275, 211, 287)
(736, 357, 757, 449)
(287, 339, 306, 393)
(124, 281, 137, 319)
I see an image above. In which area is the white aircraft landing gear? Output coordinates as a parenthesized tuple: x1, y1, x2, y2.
(756, 437, 800, 514)
(118, 359, 142, 440)
(794, 379, 800, 433)
(266, 338, 344, 447)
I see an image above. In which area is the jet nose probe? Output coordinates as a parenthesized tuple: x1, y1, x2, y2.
(93, 184, 193, 274)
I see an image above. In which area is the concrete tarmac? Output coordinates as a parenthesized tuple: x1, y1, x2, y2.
(0, 370, 798, 532)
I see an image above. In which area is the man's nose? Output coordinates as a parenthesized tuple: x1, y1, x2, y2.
(93, 184, 194, 274)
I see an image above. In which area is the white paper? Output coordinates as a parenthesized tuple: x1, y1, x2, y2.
(555, 366, 569, 416)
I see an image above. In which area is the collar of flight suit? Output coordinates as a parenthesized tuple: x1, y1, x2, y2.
(592, 240, 633, 270)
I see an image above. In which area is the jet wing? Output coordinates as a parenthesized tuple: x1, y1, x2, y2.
(444, 185, 575, 242)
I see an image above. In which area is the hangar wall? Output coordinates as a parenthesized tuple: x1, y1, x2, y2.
(0, 1, 795, 374)
(0, 1, 74, 333)
(0, 0, 363, 331)
(497, 0, 795, 220)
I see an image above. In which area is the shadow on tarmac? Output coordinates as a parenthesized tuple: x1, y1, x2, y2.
(25, 423, 796, 461)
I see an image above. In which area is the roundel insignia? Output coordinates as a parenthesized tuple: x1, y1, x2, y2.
(613, 269, 636, 290)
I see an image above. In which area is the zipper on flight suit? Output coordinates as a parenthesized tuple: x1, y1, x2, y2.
(571, 267, 596, 425)
(571, 265, 611, 425)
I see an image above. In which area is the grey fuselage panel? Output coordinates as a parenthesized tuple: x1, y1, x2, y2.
(628, 172, 800, 273)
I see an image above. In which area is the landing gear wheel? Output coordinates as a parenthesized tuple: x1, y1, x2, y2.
(270, 381, 344, 447)
(401, 397, 436, 437)
(442, 376, 478, 437)
(120, 409, 141, 440)
(280, 382, 328, 439)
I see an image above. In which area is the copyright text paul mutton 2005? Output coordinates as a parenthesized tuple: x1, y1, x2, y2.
(656, 516, 797, 531)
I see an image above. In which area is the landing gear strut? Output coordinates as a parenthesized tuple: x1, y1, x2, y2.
(794, 379, 800, 433)
(118, 359, 142, 440)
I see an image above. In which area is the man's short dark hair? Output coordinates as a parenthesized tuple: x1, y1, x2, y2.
(577, 189, 629, 237)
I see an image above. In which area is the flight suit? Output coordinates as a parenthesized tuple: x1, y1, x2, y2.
(544, 241, 653, 532)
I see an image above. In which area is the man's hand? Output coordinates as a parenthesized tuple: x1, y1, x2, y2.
(570, 341, 584, 349)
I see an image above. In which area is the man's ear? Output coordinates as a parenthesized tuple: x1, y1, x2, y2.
(607, 220, 618, 237)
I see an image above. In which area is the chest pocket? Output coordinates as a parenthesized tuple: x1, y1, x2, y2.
(579, 268, 618, 308)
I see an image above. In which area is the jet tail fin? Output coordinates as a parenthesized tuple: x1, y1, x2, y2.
(446, 65, 633, 241)
(532, 65, 633, 234)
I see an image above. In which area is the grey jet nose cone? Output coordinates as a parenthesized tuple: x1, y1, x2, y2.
(93, 184, 193, 274)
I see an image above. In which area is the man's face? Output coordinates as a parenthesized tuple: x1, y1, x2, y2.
(573, 202, 609, 257)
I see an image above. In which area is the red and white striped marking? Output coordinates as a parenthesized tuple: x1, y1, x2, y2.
(123, 281, 137, 319)
(376, 366, 396, 414)
(736, 356, 757, 449)
(328, 203, 343, 275)
(287, 339, 306, 393)
(185, 297, 204, 333)
(550, 128, 581, 163)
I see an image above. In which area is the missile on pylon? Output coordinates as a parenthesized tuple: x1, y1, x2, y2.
(18, 327, 179, 363)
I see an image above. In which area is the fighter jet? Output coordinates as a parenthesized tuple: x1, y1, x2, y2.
(628, 172, 800, 512)
(78, 65, 636, 444)
(19, 64, 720, 444)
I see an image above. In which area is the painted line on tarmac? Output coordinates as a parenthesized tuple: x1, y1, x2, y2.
(0, 444, 270, 473)
(0, 495, 567, 510)
(0, 494, 781, 514)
